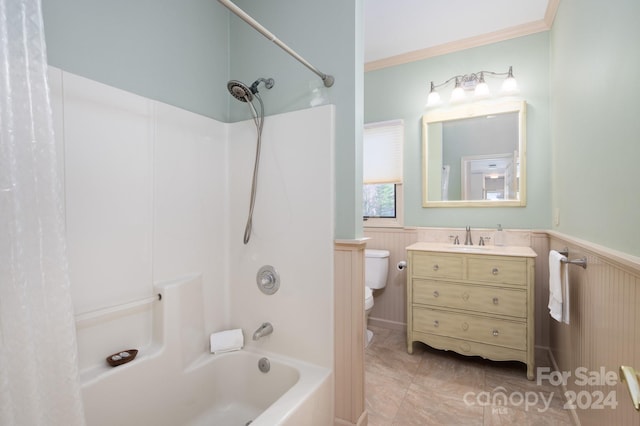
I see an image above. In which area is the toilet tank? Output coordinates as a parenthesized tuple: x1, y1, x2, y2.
(365, 249, 390, 289)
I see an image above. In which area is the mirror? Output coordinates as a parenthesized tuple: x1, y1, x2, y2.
(423, 100, 526, 207)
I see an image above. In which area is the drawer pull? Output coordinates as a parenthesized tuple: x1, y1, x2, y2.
(492, 329, 499, 337)
(492, 267, 499, 275)
(462, 322, 469, 331)
(460, 342, 471, 352)
(433, 264, 439, 271)
(433, 290, 439, 298)
(462, 292, 469, 301)
(433, 320, 439, 328)
(493, 297, 499, 305)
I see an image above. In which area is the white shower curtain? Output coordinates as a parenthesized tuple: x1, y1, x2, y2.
(0, 0, 85, 424)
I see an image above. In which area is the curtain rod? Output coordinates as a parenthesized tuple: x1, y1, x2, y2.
(218, 0, 335, 87)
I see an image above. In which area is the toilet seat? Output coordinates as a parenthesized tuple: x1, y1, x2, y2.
(364, 286, 374, 311)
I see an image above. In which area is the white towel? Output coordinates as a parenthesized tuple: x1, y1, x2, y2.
(548, 250, 570, 324)
(210, 329, 244, 354)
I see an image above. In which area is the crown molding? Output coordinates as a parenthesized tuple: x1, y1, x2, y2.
(545, 0, 561, 28)
(365, 5, 560, 73)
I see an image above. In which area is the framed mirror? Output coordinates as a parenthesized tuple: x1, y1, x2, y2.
(422, 100, 526, 207)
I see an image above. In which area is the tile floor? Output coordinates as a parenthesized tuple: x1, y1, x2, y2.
(365, 325, 575, 425)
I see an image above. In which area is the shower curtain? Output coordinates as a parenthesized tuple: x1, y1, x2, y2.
(0, 0, 85, 424)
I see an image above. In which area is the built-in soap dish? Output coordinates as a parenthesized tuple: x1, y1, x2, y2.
(106, 349, 138, 367)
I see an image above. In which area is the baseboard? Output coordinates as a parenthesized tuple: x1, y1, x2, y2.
(369, 317, 406, 331)
(334, 409, 368, 426)
(545, 346, 581, 426)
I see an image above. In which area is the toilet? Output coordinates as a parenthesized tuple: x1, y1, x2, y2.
(364, 249, 390, 347)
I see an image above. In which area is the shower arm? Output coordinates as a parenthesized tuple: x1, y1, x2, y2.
(218, 0, 335, 88)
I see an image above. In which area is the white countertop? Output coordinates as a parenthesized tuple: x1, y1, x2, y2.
(406, 242, 537, 258)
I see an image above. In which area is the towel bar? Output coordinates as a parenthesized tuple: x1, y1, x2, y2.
(561, 257, 587, 269)
(556, 247, 587, 269)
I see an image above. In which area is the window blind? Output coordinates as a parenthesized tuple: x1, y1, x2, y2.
(363, 119, 404, 184)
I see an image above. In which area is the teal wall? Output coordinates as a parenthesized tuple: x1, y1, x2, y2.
(42, 0, 363, 239)
(550, 0, 640, 256)
(365, 33, 551, 230)
(43, 0, 228, 120)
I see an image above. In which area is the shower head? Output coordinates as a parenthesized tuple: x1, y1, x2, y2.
(227, 78, 275, 103)
(228, 80, 253, 102)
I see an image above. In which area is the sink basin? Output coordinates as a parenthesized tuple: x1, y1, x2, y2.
(448, 246, 493, 252)
(406, 242, 538, 258)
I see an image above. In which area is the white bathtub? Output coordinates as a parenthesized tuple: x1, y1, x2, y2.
(191, 350, 331, 426)
(80, 277, 332, 425)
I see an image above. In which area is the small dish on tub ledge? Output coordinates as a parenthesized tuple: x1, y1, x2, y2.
(106, 349, 138, 367)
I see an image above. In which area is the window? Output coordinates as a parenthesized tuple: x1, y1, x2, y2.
(363, 119, 403, 227)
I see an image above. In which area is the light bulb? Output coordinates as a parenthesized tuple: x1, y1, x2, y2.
(474, 82, 491, 98)
(450, 86, 466, 103)
(426, 90, 441, 107)
(500, 66, 519, 95)
(450, 78, 466, 103)
(426, 82, 442, 107)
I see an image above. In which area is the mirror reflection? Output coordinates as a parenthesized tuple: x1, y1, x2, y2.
(423, 100, 526, 207)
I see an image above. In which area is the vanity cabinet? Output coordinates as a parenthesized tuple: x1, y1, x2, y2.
(406, 242, 536, 380)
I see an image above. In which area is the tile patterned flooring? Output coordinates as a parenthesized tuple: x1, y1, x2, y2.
(365, 326, 575, 426)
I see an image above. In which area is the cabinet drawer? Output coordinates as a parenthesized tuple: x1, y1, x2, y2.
(467, 257, 527, 285)
(410, 252, 463, 280)
(413, 307, 526, 350)
(413, 279, 527, 318)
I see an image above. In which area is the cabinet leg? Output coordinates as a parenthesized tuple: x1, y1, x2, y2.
(527, 363, 535, 381)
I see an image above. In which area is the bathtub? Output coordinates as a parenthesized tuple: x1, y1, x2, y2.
(79, 277, 332, 425)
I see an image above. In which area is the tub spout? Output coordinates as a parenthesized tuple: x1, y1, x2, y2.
(253, 322, 273, 340)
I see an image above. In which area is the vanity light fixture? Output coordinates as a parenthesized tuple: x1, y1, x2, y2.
(425, 66, 518, 108)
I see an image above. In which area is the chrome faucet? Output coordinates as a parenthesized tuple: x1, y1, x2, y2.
(253, 322, 273, 340)
(464, 226, 473, 245)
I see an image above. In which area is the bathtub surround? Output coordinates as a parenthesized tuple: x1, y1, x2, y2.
(50, 68, 334, 422)
(228, 104, 335, 368)
(80, 278, 331, 425)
